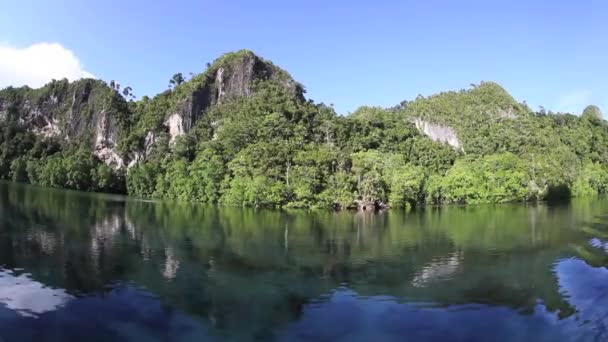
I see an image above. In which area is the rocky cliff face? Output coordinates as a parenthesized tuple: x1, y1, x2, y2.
(0, 79, 128, 168)
(164, 50, 303, 142)
(414, 118, 462, 150)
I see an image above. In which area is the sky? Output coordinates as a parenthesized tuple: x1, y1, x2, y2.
(0, 0, 606, 115)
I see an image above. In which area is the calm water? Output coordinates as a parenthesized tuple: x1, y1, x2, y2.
(1, 182, 608, 341)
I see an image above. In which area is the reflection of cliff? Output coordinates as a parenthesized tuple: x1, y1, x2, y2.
(26, 228, 58, 256)
(162, 247, 180, 280)
(90, 213, 127, 267)
(412, 252, 462, 287)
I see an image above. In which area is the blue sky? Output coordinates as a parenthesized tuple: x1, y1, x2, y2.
(0, 0, 606, 115)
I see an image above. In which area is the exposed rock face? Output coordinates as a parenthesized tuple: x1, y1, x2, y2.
(165, 113, 187, 143)
(414, 118, 462, 149)
(32, 117, 60, 137)
(127, 132, 156, 168)
(165, 51, 303, 142)
(0, 101, 7, 122)
(0, 79, 128, 168)
(93, 106, 123, 168)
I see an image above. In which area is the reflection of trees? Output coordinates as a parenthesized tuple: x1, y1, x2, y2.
(2, 181, 608, 339)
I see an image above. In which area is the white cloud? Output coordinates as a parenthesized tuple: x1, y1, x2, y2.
(0, 42, 94, 89)
(556, 89, 593, 115)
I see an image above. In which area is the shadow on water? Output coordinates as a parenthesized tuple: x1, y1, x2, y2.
(1, 181, 608, 341)
(546, 184, 572, 204)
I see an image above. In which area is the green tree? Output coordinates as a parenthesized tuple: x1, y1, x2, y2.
(385, 163, 425, 209)
(154, 159, 192, 200)
(189, 148, 225, 202)
(127, 162, 162, 197)
(169, 73, 185, 88)
(581, 105, 603, 123)
(572, 161, 608, 197)
(351, 150, 386, 206)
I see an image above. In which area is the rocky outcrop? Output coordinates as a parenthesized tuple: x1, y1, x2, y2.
(0, 79, 128, 168)
(0, 101, 7, 122)
(93, 106, 124, 168)
(165, 50, 303, 141)
(165, 113, 187, 143)
(127, 132, 156, 168)
(414, 118, 462, 149)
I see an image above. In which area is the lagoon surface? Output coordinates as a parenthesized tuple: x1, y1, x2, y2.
(1, 181, 608, 341)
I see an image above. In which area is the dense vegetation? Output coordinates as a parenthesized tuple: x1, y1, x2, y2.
(1, 50, 607, 210)
(0, 79, 128, 193)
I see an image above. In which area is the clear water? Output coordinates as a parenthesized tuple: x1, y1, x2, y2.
(1, 181, 608, 341)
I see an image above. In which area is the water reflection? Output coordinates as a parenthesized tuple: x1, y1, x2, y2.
(0, 269, 72, 318)
(1, 181, 608, 341)
(411, 252, 461, 287)
(0, 283, 209, 342)
(556, 258, 608, 340)
(279, 289, 578, 342)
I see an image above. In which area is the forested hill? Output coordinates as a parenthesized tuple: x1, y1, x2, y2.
(0, 50, 606, 210)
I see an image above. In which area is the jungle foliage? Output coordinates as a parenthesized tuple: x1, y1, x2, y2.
(1, 51, 607, 210)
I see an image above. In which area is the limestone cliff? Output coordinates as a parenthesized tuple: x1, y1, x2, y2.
(0, 79, 129, 168)
(164, 50, 304, 142)
(413, 118, 462, 149)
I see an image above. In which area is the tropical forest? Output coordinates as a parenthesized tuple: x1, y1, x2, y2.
(0, 50, 606, 210)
